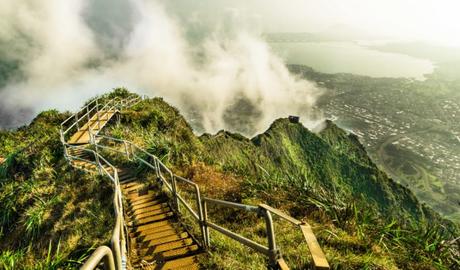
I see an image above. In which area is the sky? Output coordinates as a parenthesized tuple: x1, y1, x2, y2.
(162, 0, 460, 46)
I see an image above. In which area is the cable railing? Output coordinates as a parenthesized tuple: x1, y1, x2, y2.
(92, 133, 330, 270)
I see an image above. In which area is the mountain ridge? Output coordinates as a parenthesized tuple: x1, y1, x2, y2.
(0, 90, 458, 269)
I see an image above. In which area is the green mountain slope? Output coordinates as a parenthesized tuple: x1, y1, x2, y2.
(1, 89, 459, 269)
(0, 111, 113, 269)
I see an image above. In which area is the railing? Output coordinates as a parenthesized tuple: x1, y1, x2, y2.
(60, 94, 329, 269)
(64, 144, 127, 270)
(60, 95, 142, 270)
(80, 246, 116, 270)
(92, 134, 330, 270)
(60, 95, 142, 143)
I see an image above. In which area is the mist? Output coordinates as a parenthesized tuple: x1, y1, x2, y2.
(0, 0, 322, 136)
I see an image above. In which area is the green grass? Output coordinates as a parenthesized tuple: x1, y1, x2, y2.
(0, 107, 115, 269)
(2, 89, 458, 269)
(104, 93, 459, 269)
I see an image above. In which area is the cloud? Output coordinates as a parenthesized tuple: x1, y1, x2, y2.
(0, 0, 322, 135)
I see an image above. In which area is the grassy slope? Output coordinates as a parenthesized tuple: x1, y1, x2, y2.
(0, 90, 458, 269)
(0, 110, 113, 269)
(102, 94, 458, 270)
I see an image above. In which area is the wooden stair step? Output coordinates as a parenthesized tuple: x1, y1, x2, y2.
(125, 186, 151, 194)
(138, 238, 194, 254)
(131, 223, 176, 238)
(123, 183, 147, 192)
(129, 196, 165, 207)
(133, 212, 174, 226)
(139, 245, 199, 263)
(137, 233, 189, 250)
(68, 110, 116, 144)
(129, 200, 166, 212)
(141, 231, 188, 245)
(159, 245, 199, 260)
(118, 170, 134, 178)
(137, 227, 179, 242)
(134, 255, 199, 270)
(126, 190, 156, 199)
(131, 220, 173, 233)
(120, 177, 138, 185)
(132, 206, 171, 220)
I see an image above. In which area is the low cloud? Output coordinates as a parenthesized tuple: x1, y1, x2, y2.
(0, 0, 322, 135)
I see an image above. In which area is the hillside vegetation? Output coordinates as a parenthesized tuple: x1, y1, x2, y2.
(0, 89, 459, 269)
(0, 111, 113, 269)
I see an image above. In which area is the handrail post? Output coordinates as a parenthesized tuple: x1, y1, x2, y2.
(96, 99, 101, 130)
(130, 143, 135, 161)
(171, 174, 179, 212)
(154, 158, 160, 179)
(74, 114, 80, 130)
(202, 200, 210, 248)
(195, 186, 207, 248)
(124, 141, 129, 159)
(262, 209, 279, 269)
(86, 105, 90, 129)
(94, 146, 102, 175)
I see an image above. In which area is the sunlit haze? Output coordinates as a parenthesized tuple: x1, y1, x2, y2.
(164, 0, 460, 46)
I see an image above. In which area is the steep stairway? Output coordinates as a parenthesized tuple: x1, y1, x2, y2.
(66, 96, 330, 270)
(68, 110, 117, 145)
(120, 170, 202, 270)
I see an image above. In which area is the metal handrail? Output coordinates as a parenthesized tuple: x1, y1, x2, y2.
(61, 94, 329, 270)
(64, 144, 127, 270)
(60, 95, 142, 142)
(80, 246, 116, 270)
(60, 96, 142, 270)
(92, 134, 330, 269)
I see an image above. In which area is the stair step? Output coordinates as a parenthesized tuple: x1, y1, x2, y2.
(126, 188, 150, 195)
(136, 226, 180, 242)
(137, 233, 190, 250)
(133, 212, 174, 226)
(118, 172, 133, 179)
(160, 245, 199, 260)
(120, 178, 138, 185)
(128, 203, 172, 217)
(141, 231, 188, 245)
(67, 110, 116, 144)
(138, 245, 199, 264)
(132, 206, 171, 220)
(126, 190, 155, 199)
(123, 183, 147, 192)
(134, 255, 199, 270)
(129, 200, 167, 212)
(131, 220, 173, 233)
(129, 196, 165, 207)
(127, 192, 156, 200)
(138, 237, 194, 255)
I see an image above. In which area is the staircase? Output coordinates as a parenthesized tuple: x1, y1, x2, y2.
(121, 171, 201, 269)
(62, 96, 202, 269)
(68, 110, 117, 145)
(60, 94, 330, 270)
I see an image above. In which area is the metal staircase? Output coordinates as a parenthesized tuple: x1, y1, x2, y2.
(59, 94, 330, 270)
